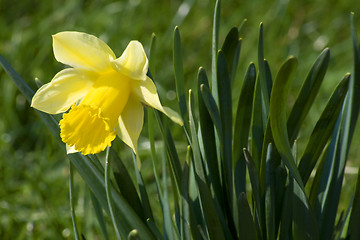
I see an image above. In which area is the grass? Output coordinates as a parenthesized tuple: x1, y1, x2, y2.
(0, 0, 359, 239)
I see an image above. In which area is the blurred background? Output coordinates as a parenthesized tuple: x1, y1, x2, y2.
(0, 0, 359, 239)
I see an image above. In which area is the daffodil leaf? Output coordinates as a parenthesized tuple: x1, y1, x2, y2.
(264, 144, 276, 240)
(147, 108, 163, 198)
(109, 149, 144, 219)
(0, 54, 35, 102)
(298, 74, 349, 184)
(319, 13, 360, 239)
(347, 12, 360, 142)
(148, 33, 157, 78)
(233, 62, 256, 196)
(269, 56, 303, 190)
(345, 13, 360, 239)
(217, 51, 234, 216)
(104, 147, 123, 240)
(258, 23, 270, 123)
(131, 151, 157, 234)
(269, 56, 317, 238)
(146, 109, 167, 240)
(69, 161, 81, 240)
(278, 179, 293, 240)
(155, 111, 182, 190)
(180, 146, 192, 240)
(287, 48, 330, 144)
(238, 18, 248, 36)
(189, 89, 230, 240)
(250, 75, 264, 172)
(348, 168, 360, 239)
(197, 67, 222, 205)
(243, 148, 263, 239)
(161, 147, 179, 240)
(173, 26, 188, 123)
(292, 178, 319, 240)
(200, 83, 223, 142)
(221, 27, 241, 81)
(211, 0, 221, 103)
(308, 143, 328, 208)
(274, 164, 287, 235)
(237, 193, 258, 240)
(89, 189, 109, 240)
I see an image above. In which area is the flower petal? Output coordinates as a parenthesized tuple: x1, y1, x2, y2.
(132, 76, 183, 126)
(116, 95, 144, 153)
(31, 68, 98, 114)
(112, 41, 148, 80)
(53, 31, 116, 72)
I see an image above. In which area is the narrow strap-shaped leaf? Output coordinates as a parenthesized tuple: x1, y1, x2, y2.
(197, 67, 222, 207)
(149, 33, 157, 78)
(347, 12, 360, 144)
(155, 111, 182, 190)
(335, 197, 353, 240)
(320, 13, 360, 239)
(278, 180, 293, 240)
(274, 164, 287, 237)
(308, 143, 329, 208)
(173, 26, 188, 122)
(264, 144, 276, 240)
(348, 168, 360, 239)
(110, 149, 144, 220)
(269, 57, 318, 237)
(147, 109, 167, 240)
(233, 63, 256, 196)
(189, 89, 230, 240)
(292, 178, 319, 240)
(221, 27, 241, 82)
(69, 161, 80, 240)
(250, 74, 264, 172)
(237, 193, 258, 240)
(162, 145, 177, 240)
(298, 74, 350, 184)
(258, 23, 270, 124)
(0, 54, 34, 102)
(180, 146, 192, 240)
(200, 83, 223, 140)
(105, 147, 122, 240)
(89, 189, 109, 240)
(243, 149, 263, 239)
(217, 50, 234, 216)
(269, 56, 304, 190)
(131, 151, 155, 231)
(287, 48, 330, 144)
(211, 0, 221, 100)
(315, 110, 343, 239)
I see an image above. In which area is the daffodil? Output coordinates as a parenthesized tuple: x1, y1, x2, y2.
(31, 31, 183, 155)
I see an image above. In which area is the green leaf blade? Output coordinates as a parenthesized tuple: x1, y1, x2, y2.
(287, 48, 330, 144)
(298, 74, 350, 184)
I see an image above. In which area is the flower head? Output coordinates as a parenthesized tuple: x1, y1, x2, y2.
(31, 31, 182, 155)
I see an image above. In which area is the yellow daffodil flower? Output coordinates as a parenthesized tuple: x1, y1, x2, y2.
(31, 31, 183, 155)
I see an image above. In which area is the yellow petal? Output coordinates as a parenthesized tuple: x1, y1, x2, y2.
(112, 41, 148, 80)
(132, 76, 183, 126)
(53, 31, 116, 72)
(31, 68, 97, 114)
(116, 95, 144, 154)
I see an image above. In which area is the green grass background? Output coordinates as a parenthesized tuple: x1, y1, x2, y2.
(0, 0, 359, 239)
